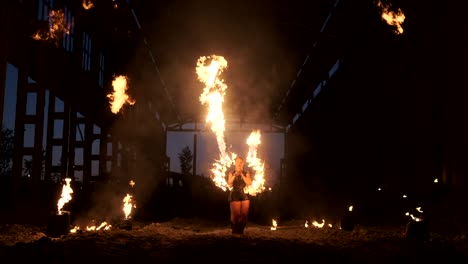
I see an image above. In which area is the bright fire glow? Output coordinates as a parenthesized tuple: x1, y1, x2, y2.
(271, 219, 277, 230)
(70, 222, 112, 233)
(197, 55, 266, 195)
(376, 0, 405, 34)
(57, 178, 73, 215)
(123, 194, 134, 220)
(244, 130, 265, 195)
(32, 10, 70, 45)
(349, 205, 353, 212)
(107, 75, 136, 114)
(405, 212, 422, 222)
(87, 222, 112, 231)
(70, 226, 80, 233)
(434, 178, 438, 183)
(305, 220, 309, 228)
(82, 0, 94, 10)
(312, 219, 325, 228)
(416, 207, 423, 213)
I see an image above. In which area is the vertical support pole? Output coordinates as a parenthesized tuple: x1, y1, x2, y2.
(44, 94, 55, 182)
(32, 84, 45, 197)
(193, 133, 197, 176)
(83, 114, 93, 188)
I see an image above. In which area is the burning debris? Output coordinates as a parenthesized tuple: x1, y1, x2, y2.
(376, 0, 406, 34)
(312, 219, 326, 228)
(70, 221, 112, 234)
(270, 219, 277, 230)
(405, 207, 429, 240)
(32, 10, 70, 46)
(82, 0, 94, 10)
(107, 75, 136, 114)
(196, 55, 266, 195)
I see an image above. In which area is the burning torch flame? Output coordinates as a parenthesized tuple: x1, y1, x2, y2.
(305, 220, 309, 228)
(32, 10, 70, 45)
(244, 130, 266, 196)
(376, 0, 405, 34)
(82, 0, 94, 10)
(312, 219, 325, 228)
(349, 205, 353, 212)
(271, 219, 277, 230)
(57, 178, 73, 215)
(129, 180, 135, 187)
(107, 75, 136, 114)
(123, 194, 134, 220)
(434, 178, 438, 183)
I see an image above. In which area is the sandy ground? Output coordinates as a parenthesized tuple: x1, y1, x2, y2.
(0, 217, 467, 263)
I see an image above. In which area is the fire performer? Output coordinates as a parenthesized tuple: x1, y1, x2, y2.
(227, 156, 252, 236)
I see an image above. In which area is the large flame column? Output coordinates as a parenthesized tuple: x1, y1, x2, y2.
(196, 55, 267, 196)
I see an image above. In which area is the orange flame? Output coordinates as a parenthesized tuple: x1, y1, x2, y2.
(82, 0, 94, 10)
(312, 219, 325, 228)
(376, 0, 405, 34)
(271, 219, 277, 230)
(57, 178, 73, 215)
(196, 55, 267, 195)
(123, 194, 135, 220)
(197, 55, 233, 191)
(244, 130, 266, 196)
(107, 75, 136, 114)
(32, 10, 70, 45)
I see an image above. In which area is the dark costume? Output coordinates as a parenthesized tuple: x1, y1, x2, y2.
(228, 170, 250, 235)
(228, 170, 250, 202)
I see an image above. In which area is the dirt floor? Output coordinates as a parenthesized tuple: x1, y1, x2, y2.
(0, 217, 467, 264)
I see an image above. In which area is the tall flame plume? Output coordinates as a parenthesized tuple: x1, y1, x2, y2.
(197, 55, 233, 191)
(196, 55, 266, 195)
(57, 178, 73, 215)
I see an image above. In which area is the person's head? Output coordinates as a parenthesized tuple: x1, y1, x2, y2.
(234, 157, 245, 172)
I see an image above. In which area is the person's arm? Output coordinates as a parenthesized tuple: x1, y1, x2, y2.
(241, 171, 252, 186)
(227, 172, 235, 187)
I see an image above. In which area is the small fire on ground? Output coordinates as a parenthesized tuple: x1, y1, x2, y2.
(69, 181, 137, 233)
